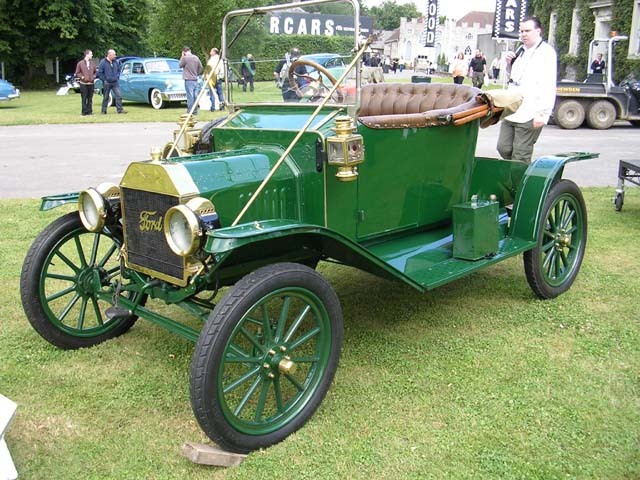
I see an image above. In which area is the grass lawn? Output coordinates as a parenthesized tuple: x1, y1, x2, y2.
(0, 75, 489, 126)
(1, 189, 639, 479)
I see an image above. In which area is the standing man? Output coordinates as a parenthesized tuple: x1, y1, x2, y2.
(591, 53, 605, 74)
(275, 47, 307, 102)
(468, 49, 486, 88)
(497, 16, 557, 163)
(241, 54, 255, 92)
(97, 49, 126, 114)
(207, 47, 225, 111)
(179, 46, 203, 114)
(74, 50, 97, 116)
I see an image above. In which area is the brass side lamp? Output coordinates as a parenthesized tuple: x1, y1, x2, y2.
(326, 115, 365, 181)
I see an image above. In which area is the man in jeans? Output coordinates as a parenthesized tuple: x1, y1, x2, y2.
(179, 46, 203, 114)
(97, 49, 126, 114)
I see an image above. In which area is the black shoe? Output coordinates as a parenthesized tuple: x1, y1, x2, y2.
(101, 111, 107, 114)
(117, 110, 127, 114)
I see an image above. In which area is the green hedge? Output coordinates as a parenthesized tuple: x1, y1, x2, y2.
(530, 0, 639, 83)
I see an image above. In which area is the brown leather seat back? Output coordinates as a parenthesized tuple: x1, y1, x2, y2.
(358, 83, 483, 129)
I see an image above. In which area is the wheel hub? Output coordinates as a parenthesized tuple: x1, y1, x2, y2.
(76, 267, 107, 296)
(262, 346, 297, 379)
(554, 231, 571, 251)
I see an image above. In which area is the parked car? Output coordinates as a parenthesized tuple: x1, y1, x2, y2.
(22, 0, 593, 456)
(300, 53, 347, 80)
(0, 79, 20, 101)
(95, 57, 186, 109)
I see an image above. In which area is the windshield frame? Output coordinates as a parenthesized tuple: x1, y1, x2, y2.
(221, 0, 362, 109)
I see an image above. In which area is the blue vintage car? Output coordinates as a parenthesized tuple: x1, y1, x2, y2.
(96, 57, 187, 109)
(0, 79, 20, 101)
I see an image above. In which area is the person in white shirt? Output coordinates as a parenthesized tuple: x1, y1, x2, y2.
(497, 17, 557, 163)
(207, 47, 225, 111)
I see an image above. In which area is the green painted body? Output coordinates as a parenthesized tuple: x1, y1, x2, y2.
(42, 109, 593, 291)
(40, 104, 596, 338)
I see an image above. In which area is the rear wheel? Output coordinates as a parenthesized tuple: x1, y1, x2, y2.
(555, 100, 585, 129)
(586, 100, 616, 129)
(20, 212, 143, 349)
(523, 180, 587, 299)
(150, 88, 164, 109)
(614, 191, 624, 211)
(190, 263, 343, 453)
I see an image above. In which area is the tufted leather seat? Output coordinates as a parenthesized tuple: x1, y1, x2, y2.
(358, 83, 485, 129)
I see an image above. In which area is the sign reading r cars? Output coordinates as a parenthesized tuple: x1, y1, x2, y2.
(268, 13, 372, 36)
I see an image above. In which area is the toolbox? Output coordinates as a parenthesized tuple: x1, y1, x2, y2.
(452, 196, 499, 260)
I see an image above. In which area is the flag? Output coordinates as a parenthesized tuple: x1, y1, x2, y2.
(423, 0, 438, 47)
(492, 0, 527, 39)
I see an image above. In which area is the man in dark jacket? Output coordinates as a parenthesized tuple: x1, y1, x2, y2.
(97, 49, 126, 114)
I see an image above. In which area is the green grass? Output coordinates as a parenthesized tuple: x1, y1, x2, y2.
(0, 75, 494, 126)
(2, 189, 639, 478)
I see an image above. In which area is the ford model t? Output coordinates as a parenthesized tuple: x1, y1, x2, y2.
(21, 0, 590, 454)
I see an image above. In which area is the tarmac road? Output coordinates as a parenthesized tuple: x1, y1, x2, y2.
(0, 119, 638, 199)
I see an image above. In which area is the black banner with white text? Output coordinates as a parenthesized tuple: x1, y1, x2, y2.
(423, 0, 438, 47)
(492, 0, 527, 39)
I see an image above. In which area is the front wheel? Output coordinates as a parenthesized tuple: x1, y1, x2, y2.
(190, 263, 343, 453)
(20, 212, 142, 349)
(150, 88, 164, 109)
(523, 180, 587, 299)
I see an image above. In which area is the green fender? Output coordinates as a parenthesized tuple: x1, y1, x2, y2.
(40, 192, 80, 211)
(510, 152, 597, 242)
(204, 219, 424, 290)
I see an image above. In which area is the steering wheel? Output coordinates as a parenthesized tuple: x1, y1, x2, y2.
(287, 59, 343, 102)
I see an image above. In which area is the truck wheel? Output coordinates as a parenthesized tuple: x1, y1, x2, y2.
(190, 262, 343, 453)
(150, 88, 164, 109)
(20, 212, 143, 349)
(586, 100, 616, 129)
(555, 100, 585, 129)
(523, 180, 587, 299)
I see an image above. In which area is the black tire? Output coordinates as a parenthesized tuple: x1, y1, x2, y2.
(555, 100, 585, 129)
(194, 116, 228, 154)
(586, 100, 616, 129)
(614, 192, 624, 212)
(523, 180, 587, 299)
(150, 88, 164, 109)
(20, 212, 142, 349)
(190, 262, 343, 453)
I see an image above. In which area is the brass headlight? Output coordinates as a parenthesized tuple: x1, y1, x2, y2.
(78, 183, 120, 232)
(164, 197, 220, 257)
(164, 205, 201, 256)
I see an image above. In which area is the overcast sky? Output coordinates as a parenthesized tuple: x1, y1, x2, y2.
(362, 0, 497, 20)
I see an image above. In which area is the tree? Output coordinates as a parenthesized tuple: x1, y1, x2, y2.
(0, 0, 149, 86)
(367, 0, 421, 30)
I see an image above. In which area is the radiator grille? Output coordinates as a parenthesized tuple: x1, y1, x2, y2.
(122, 188, 184, 281)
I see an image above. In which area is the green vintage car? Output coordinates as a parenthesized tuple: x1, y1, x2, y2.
(21, 0, 592, 454)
